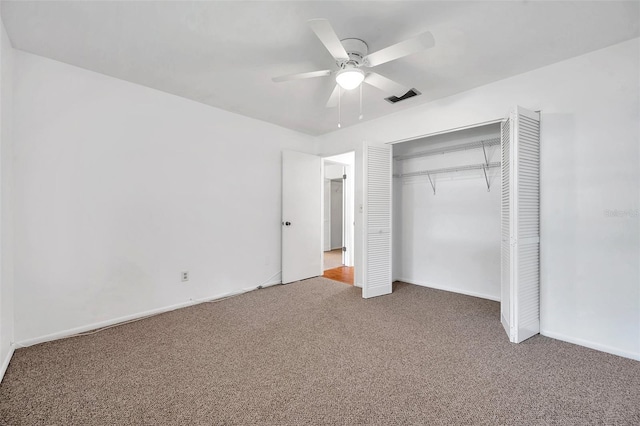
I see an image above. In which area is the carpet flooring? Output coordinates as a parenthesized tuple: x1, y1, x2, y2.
(1, 278, 639, 425)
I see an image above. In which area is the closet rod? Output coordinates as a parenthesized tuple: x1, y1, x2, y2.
(393, 161, 501, 179)
(394, 137, 500, 161)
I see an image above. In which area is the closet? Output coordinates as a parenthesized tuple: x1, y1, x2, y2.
(393, 123, 503, 300)
(393, 106, 540, 343)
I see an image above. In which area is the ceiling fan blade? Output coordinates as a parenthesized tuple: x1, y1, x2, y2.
(364, 32, 435, 67)
(326, 85, 340, 108)
(308, 19, 349, 61)
(364, 72, 410, 97)
(272, 69, 332, 83)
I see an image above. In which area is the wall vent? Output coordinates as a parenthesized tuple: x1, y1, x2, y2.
(384, 89, 421, 104)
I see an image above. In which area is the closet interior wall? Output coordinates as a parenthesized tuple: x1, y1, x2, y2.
(393, 123, 502, 301)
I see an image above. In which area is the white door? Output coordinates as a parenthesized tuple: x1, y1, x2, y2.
(282, 150, 322, 284)
(500, 115, 512, 337)
(501, 106, 541, 343)
(362, 141, 393, 298)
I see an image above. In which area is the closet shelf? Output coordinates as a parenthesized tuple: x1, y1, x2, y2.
(393, 161, 500, 179)
(394, 161, 500, 194)
(394, 137, 500, 161)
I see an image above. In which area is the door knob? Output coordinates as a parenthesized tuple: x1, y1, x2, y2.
(283, 221, 291, 226)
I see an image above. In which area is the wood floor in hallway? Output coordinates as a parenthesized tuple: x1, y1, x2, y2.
(322, 266, 354, 285)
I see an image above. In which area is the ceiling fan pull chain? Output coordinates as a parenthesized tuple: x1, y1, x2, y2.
(338, 86, 342, 128)
(359, 84, 363, 120)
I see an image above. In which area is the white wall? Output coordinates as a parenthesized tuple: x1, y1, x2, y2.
(393, 124, 501, 300)
(324, 163, 344, 180)
(317, 38, 640, 360)
(0, 12, 15, 377)
(13, 51, 314, 344)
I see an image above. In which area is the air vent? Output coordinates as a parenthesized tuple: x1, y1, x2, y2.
(385, 89, 421, 104)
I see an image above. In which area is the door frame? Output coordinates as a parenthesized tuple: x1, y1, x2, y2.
(322, 152, 356, 278)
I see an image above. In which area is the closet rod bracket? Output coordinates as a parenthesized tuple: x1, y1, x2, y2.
(427, 173, 436, 195)
(482, 165, 490, 192)
(481, 141, 489, 166)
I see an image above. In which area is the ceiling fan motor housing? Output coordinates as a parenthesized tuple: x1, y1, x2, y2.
(340, 38, 368, 68)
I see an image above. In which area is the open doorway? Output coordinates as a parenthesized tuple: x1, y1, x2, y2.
(322, 152, 355, 285)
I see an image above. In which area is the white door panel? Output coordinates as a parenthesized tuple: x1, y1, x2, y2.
(362, 141, 393, 298)
(501, 116, 512, 336)
(501, 106, 541, 343)
(282, 150, 322, 284)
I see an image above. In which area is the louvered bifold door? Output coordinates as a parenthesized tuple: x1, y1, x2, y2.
(500, 117, 512, 337)
(512, 107, 541, 342)
(501, 106, 541, 343)
(362, 141, 392, 299)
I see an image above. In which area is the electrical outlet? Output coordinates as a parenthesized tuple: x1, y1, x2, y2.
(181, 271, 189, 282)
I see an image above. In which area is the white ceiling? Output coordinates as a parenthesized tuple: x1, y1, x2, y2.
(2, 1, 639, 135)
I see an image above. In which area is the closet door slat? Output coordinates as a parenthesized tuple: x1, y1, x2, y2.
(500, 117, 512, 336)
(502, 106, 541, 343)
(362, 141, 393, 299)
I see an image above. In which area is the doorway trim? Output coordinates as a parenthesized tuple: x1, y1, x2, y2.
(322, 151, 356, 284)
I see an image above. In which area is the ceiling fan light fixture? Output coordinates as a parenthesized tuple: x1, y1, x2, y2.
(336, 68, 365, 90)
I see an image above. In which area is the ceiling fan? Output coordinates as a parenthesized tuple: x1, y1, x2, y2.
(272, 19, 435, 108)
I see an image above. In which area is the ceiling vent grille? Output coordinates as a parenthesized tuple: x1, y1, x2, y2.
(385, 89, 421, 104)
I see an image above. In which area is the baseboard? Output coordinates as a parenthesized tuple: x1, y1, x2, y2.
(396, 277, 500, 302)
(540, 329, 640, 361)
(17, 299, 196, 347)
(0, 344, 16, 383)
(254, 280, 282, 289)
(259, 272, 282, 288)
(17, 283, 281, 349)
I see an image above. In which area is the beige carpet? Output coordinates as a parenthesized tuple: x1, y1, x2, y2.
(1, 278, 639, 425)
